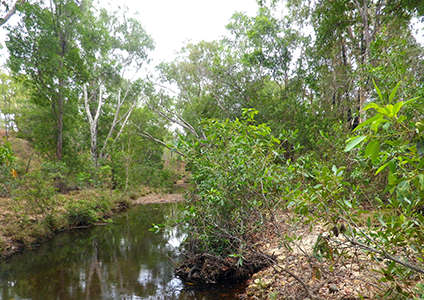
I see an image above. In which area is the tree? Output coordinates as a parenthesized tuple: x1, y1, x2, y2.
(0, 72, 24, 137)
(7, 0, 86, 161)
(80, 8, 153, 166)
(0, 0, 26, 27)
(83, 80, 145, 166)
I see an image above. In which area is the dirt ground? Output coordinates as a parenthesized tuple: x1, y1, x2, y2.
(132, 180, 187, 205)
(240, 210, 421, 299)
(132, 193, 184, 204)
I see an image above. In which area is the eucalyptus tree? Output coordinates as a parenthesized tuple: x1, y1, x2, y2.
(80, 8, 153, 166)
(226, 7, 295, 86)
(153, 9, 303, 139)
(7, 0, 87, 161)
(151, 41, 238, 141)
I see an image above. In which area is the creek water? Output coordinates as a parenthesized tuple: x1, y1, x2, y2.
(0, 203, 242, 300)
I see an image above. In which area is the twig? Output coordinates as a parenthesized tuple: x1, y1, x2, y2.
(270, 259, 320, 300)
(344, 235, 424, 275)
(340, 216, 424, 274)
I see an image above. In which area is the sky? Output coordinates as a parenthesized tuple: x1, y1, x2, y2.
(0, 0, 258, 68)
(115, 0, 258, 64)
(0, 1, 422, 68)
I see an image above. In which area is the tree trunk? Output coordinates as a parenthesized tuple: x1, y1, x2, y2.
(56, 92, 64, 161)
(83, 84, 103, 167)
(56, 25, 67, 162)
(354, 0, 371, 122)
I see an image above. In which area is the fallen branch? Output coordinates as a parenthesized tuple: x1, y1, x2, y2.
(344, 235, 424, 275)
(339, 216, 424, 275)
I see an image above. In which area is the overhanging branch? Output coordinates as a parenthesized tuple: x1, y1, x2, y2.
(134, 124, 186, 157)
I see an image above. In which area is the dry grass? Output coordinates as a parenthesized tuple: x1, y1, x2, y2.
(4, 136, 42, 173)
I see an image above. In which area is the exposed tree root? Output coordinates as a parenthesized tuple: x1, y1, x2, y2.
(175, 252, 272, 285)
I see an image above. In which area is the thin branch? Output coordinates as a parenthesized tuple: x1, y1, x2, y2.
(93, 85, 104, 124)
(114, 99, 137, 142)
(344, 235, 424, 275)
(83, 85, 93, 124)
(0, 0, 24, 27)
(339, 216, 424, 274)
(99, 88, 124, 159)
(149, 104, 200, 138)
(135, 125, 186, 157)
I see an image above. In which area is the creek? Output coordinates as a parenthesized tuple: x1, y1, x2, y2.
(0, 203, 243, 299)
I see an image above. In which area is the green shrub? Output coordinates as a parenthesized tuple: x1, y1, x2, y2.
(65, 199, 101, 227)
(342, 83, 424, 294)
(0, 141, 18, 197)
(13, 170, 57, 216)
(179, 108, 284, 256)
(64, 193, 114, 227)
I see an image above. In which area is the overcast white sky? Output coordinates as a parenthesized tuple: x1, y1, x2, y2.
(0, 0, 258, 68)
(0, 1, 422, 69)
(115, 0, 258, 63)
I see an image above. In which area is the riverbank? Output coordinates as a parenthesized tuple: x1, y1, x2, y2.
(0, 186, 184, 260)
(239, 209, 420, 299)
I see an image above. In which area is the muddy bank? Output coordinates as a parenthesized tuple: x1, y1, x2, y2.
(133, 192, 184, 204)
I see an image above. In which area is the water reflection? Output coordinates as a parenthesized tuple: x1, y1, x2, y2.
(0, 204, 240, 300)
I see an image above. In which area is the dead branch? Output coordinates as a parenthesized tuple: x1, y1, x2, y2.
(345, 235, 424, 275)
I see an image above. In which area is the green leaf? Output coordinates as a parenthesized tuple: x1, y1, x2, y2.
(388, 172, 397, 186)
(344, 135, 367, 152)
(364, 102, 381, 112)
(386, 104, 394, 118)
(353, 114, 381, 132)
(418, 174, 424, 190)
(375, 161, 390, 175)
(373, 80, 383, 102)
(392, 101, 404, 118)
(388, 82, 401, 103)
(370, 117, 388, 133)
(365, 140, 380, 163)
(404, 96, 419, 106)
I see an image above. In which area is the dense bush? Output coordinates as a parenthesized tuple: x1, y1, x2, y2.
(179, 84, 424, 295)
(284, 84, 424, 296)
(179, 109, 284, 256)
(342, 85, 424, 294)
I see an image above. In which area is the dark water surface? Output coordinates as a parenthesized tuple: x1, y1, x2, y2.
(0, 203, 241, 300)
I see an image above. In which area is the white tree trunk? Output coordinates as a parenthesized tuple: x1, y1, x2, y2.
(83, 84, 103, 166)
